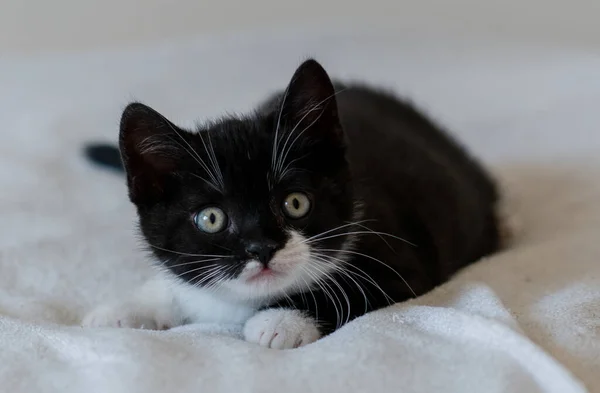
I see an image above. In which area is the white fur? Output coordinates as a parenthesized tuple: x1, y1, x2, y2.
(243, 308, 321, 349)
(82, 276, 182, 329)
(82, 272, 260, 329)
(82, 230, 326, 346)
(219, 231, 329, 302)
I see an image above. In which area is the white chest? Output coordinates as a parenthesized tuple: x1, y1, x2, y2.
(173, 283, 259, 325)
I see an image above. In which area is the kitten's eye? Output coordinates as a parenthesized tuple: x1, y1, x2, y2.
(282, 192, 311, 219)
(194, 207, 227, 233)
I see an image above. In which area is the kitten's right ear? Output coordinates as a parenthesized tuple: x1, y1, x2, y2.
(278, 59, 343, 145)
(119, 103, 186, 204)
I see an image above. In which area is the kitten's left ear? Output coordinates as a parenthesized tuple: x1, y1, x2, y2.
(279, 59, 343, 144)
(119, 103, 189, 204)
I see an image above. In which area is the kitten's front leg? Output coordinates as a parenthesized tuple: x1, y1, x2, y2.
(82, 277, 183, 330)
(243, 308, 321, 349)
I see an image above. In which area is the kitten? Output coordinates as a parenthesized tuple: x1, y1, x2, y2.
(82, 59, 505, 349)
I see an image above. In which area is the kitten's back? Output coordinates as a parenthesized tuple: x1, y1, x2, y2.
(338, 84, 497, 199)
(334, 84, 500, 281)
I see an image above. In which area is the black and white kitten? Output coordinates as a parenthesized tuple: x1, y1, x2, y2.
(82, 59, 506, 349)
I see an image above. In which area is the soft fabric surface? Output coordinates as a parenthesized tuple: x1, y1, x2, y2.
(0, 32, 599, 393)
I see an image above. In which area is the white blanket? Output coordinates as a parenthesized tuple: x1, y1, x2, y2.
(0, 32, 599, 393)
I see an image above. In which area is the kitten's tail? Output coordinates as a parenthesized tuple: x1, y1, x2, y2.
(83, 143, 124, 172)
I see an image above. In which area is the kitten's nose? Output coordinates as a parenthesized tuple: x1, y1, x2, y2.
(245, 242, 278, 265)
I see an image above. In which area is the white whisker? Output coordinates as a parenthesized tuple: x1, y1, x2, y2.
(271, 88, 347, 185)
(271, 86, 291, 172)
(312, 254, 370, 316)
(180, 263, 219, 276)
(312, 252, 395, 305)
(306, 230, 416, 247)
(192, 265, 227, 287)
(148, 244, 229, 258)
(198, 131, 225, 189)
(320, 248, 417, 297)
(301, 264, 342, 330)
(303, 263, 343, 329)
(205, 265, 235, 292)
(188, 264, 223, 282)
(295, 274, 320, 322)
(301, 220, 376, 243)
(275, 89, 347, 178)
(345, 221, 408, 253)
(310, 256, 352, 326)
(166, 258, 224, 269)
(189, 172, 220, 190)
(276, 108, 324, 176)
(162, 130, 221, 191)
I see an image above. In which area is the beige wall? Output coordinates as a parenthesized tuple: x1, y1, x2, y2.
(1, 0, 599, 54)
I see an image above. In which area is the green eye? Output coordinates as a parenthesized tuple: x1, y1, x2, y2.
(282, 192, 311, 219)
(194, 207, 227, 233)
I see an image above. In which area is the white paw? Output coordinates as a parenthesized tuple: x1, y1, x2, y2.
(81, 304, 165, 330)
(243, 309, 321, 349)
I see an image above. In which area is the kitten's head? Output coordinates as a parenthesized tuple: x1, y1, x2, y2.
(120, 59, 356, 303)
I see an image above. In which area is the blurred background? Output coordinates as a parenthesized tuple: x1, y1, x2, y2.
(1, 0, 599, 54)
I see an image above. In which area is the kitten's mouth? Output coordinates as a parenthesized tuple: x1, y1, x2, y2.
(247, 267, 278, 282)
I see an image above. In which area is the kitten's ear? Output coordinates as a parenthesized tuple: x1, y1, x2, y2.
(119, 103, 187, 204)
(280, 59, 343, 143)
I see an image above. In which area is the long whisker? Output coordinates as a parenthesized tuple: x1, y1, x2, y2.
(312, 252, 395, 305)
(292, 280, 309, 311)
(175, 263, 220, 278)
(320, 248, 417, 297)
(301, 264, 341, 330)
(170, 137, 220, 189)
(344, 221, 406, 254)
(207, 131, 225, 188)
(271, 84, 292, 172)
(344, 265, 395, 305)
(274, 89, 347, 178)
(301, 220, 377, 243)
(165, 258, 224, 269)
(275, 105, 323, 176)
(275, 88, 347, 174)
(189, 172, 220, 190)
(185, 264, 223, 281)
(312, 254, 370, 316)
(310, 257, 351, 326)
(198, 131, 225, 189)
(303, 262, 343, 329)
(306, 231, 416, 247)
(161, 128, 221, 190)
(277, 152, 310, 181)
(147, 244, 229, 258)
(334, 267, 371, 314)
(295, 273, 320, 322)
(279, 289, 296, 309)
(192, 265, 226, 287)
(205, 265, 236, 292)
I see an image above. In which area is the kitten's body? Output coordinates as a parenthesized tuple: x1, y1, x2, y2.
(258, 84, 500, 331)
(83, 60, 503, 348)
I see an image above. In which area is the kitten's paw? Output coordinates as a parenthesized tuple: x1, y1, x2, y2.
(81, 304, 163, 330)
(243, 309, 321, 349)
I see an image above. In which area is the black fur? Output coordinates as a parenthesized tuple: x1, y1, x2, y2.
(84, 59, 501, 334)
(83, 143, 124, 171)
